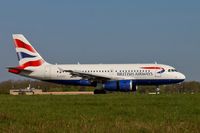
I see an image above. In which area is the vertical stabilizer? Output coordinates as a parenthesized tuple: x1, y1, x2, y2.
(12, 34, 47, 69)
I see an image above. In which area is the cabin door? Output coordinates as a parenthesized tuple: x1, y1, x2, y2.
(44, 66, 51, 79)
(155, 70, 161, 77)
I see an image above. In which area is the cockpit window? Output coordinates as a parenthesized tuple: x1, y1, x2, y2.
(168, 69, 177, 72)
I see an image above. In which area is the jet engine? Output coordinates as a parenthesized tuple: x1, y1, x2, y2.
(103, 80, 136, 92)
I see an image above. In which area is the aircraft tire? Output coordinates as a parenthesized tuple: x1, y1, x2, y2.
(94, 89, 106, 94)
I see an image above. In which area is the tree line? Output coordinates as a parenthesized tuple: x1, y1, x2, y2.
(0, 80, 200, 94)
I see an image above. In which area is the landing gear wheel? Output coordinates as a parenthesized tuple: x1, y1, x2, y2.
(94, 89, 106, 94)
(132, 85, 137, 94)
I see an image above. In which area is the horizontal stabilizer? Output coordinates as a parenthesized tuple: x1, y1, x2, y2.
(7, 66, 33, 74)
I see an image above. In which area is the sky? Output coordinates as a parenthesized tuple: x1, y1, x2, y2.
(0, 0, 200, 81)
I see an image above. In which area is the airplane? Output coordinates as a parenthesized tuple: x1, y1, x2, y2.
(7, 34, 186, 94)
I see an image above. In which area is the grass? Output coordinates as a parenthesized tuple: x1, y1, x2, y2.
(0, 94, 200, 133)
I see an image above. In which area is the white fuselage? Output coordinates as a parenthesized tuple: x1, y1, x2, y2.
(24, 63, 185, 86)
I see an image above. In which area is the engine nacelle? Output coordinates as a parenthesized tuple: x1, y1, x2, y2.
(119, 80, 132, 91)
(103, 80, 133, 91)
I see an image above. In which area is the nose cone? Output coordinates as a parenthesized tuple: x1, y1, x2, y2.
(178, 73, 186, 81)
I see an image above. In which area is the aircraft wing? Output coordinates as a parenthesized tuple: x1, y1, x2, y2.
(58, 68, 123, 82)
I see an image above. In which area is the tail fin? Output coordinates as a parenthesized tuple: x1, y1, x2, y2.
(12, 34, 47, 69)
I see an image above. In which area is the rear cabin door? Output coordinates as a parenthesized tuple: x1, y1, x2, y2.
(44, 66, 51, 79)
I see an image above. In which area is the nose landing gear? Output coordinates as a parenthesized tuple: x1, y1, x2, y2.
(156, 86, 160, 94)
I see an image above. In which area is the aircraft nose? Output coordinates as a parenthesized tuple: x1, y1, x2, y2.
(178, 73, 186, 81)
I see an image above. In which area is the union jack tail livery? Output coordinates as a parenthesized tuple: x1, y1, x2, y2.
(8, 34, 48, 74)
(13, 34, 47, 69)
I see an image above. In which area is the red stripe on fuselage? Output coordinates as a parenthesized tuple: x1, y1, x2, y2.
(141, 67, 162, 69)
(14, 39, 36, 53)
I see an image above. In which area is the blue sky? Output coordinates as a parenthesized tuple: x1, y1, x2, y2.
(0, 0, 200, 81)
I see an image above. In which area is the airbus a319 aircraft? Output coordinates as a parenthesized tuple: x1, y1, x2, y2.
(7, 34, 185, 94)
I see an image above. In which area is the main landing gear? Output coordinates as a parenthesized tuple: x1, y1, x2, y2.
(94, 89, 106, 94)
(132, 85, 137, 94)
(94, 83, 106, 94)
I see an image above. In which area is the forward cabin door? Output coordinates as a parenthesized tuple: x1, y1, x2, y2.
(155, 69, 161, 77)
